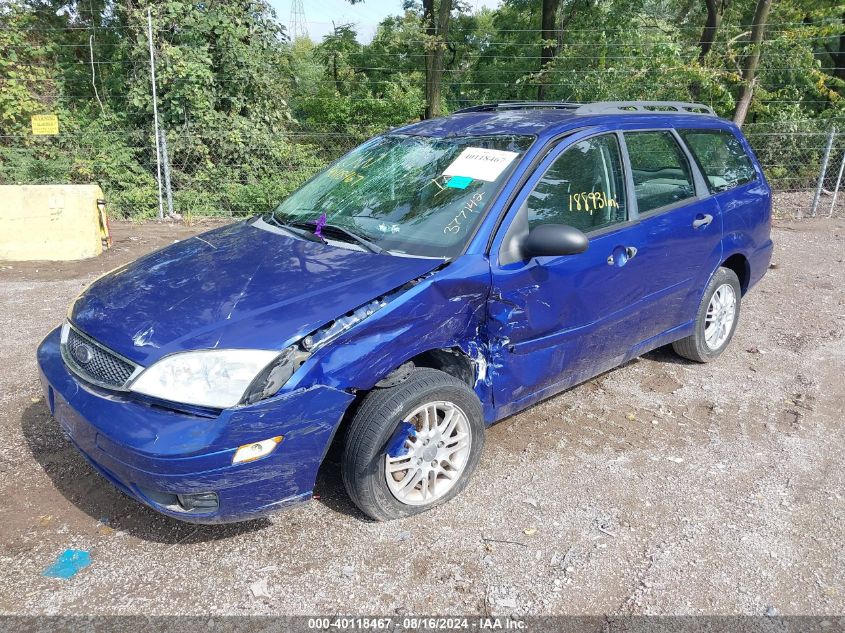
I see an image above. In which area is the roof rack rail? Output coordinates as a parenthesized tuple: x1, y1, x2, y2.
(574, 101, 716, 116)
(452, 100, 716, 116)
(453, 102, 580, 114)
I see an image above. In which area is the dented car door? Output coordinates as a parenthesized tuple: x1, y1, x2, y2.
(487, 132, 650, 413)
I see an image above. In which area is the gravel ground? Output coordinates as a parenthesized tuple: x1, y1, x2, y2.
(0, 216, 843, 616)
(772, 189, 845, 219)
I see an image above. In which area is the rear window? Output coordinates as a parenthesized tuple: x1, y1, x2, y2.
(624, 131, 696, 214)
(679, 129, 757, 193)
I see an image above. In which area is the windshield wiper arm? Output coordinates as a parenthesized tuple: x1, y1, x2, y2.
(285, 220, 385, 254)
(268, 214, 326, 244)
(270, 216, 385, 253)
(321, 223, 389, 255)
(263, 213, 304, 240)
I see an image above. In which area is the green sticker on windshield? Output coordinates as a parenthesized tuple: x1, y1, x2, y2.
(446, 176, 473, 189)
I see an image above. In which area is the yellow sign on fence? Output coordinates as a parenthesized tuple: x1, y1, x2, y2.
(31, 114, 59, 135)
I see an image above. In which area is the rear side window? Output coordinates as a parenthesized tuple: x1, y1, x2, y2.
(624, 131, 696, 214)
(679, 129, 757, 193)
(526, 134, 627, 234)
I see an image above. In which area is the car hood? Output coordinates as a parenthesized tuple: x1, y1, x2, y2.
(70, 220, 443, 366)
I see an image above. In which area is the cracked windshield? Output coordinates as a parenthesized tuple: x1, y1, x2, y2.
(268, 134, 534, 257)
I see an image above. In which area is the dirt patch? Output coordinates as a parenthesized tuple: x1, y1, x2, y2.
(0, 218, 231, 284)
(772, 190, 845, 219)
(0, 217, 843, 616)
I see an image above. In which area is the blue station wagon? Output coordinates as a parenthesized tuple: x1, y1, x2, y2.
(37, 101, 773, 523)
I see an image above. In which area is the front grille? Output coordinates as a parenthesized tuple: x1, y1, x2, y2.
(63, 325, 138, 389)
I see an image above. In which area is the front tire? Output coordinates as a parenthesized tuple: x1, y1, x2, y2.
(341, 368, 485, 521)
(672, 266, 741, 363)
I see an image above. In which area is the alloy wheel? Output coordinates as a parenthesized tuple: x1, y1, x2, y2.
(384, 401, 472, 506)
(704, 283, 737, 350)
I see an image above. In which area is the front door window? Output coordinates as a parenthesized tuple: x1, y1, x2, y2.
(526, 134, 628, 234)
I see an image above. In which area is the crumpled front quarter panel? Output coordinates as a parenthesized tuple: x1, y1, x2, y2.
(287, 256, 497, 421)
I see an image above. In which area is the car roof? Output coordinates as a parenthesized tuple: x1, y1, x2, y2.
(394, 109, 580, 138)
(391, 101, 737, 140)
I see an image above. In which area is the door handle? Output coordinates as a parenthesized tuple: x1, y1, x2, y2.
(693, 213, 713, 229)
(607, 246, 638, 266)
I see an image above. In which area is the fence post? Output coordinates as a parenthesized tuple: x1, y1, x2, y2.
(810, 127, 835, 217)
(829, 145, 845, 218)
(146, 6, 164, 220)
(159, 129, 174, 218)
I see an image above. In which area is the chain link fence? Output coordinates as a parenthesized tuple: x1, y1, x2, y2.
(1, 18, 843, 221)
(6, 116, 844, 221)
(743, 122, 845, 218)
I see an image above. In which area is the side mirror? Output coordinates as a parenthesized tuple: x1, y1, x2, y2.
(522, 224, 589, 260)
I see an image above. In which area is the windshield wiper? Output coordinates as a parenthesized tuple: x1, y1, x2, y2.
(267, 213, 326, 244)
(320, 223, 389, 255)
(285, 220, 386, 255)
(262, 213, 301, 239)
(268, 214, 387, 254)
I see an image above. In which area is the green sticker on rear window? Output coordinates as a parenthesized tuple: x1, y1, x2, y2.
(446, 176, 473, 189)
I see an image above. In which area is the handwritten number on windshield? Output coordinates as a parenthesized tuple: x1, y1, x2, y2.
(443, 192, 484, 234)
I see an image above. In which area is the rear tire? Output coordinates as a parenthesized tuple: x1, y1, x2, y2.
(341, 368, 485, 521)
(672, 267, 741, 363)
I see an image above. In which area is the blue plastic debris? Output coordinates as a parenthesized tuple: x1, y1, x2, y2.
(43, 549, 91, 579)
(385, 421, 416, 458)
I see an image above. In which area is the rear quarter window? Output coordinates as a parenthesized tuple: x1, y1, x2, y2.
(679, 129, 757, 193)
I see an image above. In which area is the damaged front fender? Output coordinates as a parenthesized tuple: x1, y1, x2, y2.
(285, 255, 500, 423)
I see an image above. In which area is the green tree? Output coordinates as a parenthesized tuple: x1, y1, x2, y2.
(291, 19, 424, 155)
(3, 0, 844, 218)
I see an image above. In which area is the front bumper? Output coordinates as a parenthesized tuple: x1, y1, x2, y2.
(36, 327, 355, 524)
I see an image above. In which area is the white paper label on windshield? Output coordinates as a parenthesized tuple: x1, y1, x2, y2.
(443, 147, 519, 182)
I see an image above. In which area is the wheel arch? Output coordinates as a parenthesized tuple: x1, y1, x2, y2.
(721, 252, 751, 295)
(316, 345, 485, 474)
(407, 347, 478, 388)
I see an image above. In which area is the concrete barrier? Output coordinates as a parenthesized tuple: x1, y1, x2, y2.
(0, 184, 106, 261)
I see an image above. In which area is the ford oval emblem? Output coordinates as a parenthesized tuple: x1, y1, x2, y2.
(73, 343, 94, 365)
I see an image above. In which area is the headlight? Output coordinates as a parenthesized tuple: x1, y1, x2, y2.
(130, 349, 280, 409)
